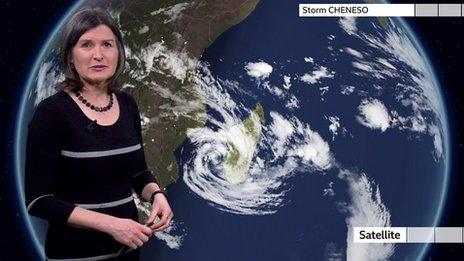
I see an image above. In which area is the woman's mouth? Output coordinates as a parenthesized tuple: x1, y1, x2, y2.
(90, 65, 108, 72)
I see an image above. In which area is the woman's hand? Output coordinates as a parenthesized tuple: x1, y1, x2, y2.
(146, 193, 174, 232)
(106, 217, 153, 249)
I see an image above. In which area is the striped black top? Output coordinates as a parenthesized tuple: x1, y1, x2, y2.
(24, 89, 156, 260)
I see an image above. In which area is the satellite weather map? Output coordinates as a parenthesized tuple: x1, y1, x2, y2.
(1, 0, 464, 260)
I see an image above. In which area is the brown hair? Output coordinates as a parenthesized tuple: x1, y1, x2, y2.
(58, 6, 125, 93)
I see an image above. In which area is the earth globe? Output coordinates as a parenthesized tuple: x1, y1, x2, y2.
(15, 0, 450, 260)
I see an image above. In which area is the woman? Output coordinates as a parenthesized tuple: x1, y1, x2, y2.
(24, 6, 173, 260)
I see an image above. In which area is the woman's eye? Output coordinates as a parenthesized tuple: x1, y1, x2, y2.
(81, 42, 91, 48)
(104, 42, 113, 47)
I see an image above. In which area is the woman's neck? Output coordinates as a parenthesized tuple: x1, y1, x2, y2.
(80, 82, 110, 102)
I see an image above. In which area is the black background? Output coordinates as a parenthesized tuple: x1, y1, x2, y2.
(0, 0, 462, 260)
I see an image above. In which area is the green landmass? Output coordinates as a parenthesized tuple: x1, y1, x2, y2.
(226, 143, 240, 166)
(243, 103, 264, 138)
(224, 103, 265, 184)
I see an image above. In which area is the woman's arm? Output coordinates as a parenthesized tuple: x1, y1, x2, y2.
(25, 99, 76, 224)
(140, 182, 161, 202)
(67, 207, 113, 232)
(141, 182, 173, 232)
(66, 207, 152, 250)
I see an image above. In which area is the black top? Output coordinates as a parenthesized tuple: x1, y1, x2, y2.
(24, 89, 156, 260)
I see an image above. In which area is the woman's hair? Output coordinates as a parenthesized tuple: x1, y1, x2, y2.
(58, 6, 125, 93)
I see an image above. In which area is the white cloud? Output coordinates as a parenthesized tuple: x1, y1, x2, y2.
(428, 124, 444, 159)
(285, 95, 299, 109)
(327, 116, 341, 141)
(153, 224, 185, 249)
(300, 66, 335, 84)
(262, 81, 283, 97)
(319, 86, 330, 96)
(140, 114, 150, 129)
(410, 114, 427, 133)
(34, 61, 63, 106)
(376, 58, 396, 70)
(352, 23, 442, 120)
(341, 85, 355, 95)
(304, 56, 314, 63)
(139, 41, 198, 83)
(268, 112, 295, 158)
(245, 61, 273, 80)
(352, 61, 374, 73)
(182, 64, 293, 216)
(283, 75, 291, 89)
(266, 112, 333, 171)
(338, 169, 394, 261)
(150, 81, 205, 122)
(151, 2, 192, 24)
(286, 122, 333, 171)
(344, 23, 446, 159)
(323, 181, 335, 197)
(350, 56, 398, 80)
(344, 47, 364, 59)
(325, 242, 343, 261)
(357, 99, 391, 132)
(339, 17, 357, 35)
(138, 25, 149, 34)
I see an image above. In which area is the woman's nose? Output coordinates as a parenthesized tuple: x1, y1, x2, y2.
(93, 47, 103, 61)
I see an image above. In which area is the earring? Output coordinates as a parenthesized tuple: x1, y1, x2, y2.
(70, 63, 76, 70)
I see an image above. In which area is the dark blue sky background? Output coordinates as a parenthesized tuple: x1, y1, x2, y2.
(0, 0, 463, 260)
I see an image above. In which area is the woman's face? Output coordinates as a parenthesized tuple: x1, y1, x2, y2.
(71, 24, 119, 86)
